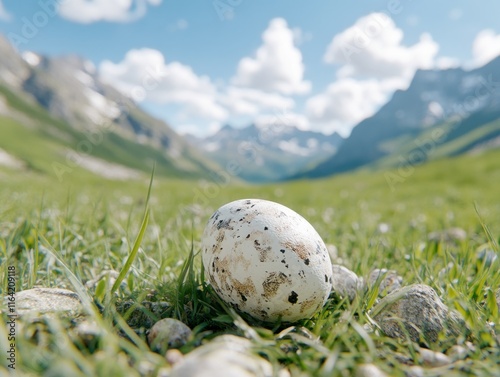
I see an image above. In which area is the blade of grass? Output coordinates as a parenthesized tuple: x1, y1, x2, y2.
(110, 210, 150, 295)
(474, 202, 499, 252)
(110, 164, 155, 295)
(38, 236, 96, 314)
(113, 310, 151, 352)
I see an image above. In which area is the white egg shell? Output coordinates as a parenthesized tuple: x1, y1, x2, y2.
(202, 199, 333, 322)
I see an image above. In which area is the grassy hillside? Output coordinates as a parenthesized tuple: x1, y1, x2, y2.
(0, 84, 216, 180)
(295, 57, 500, 180)
(1, 147, 499, 375)
(372, 118, 500, 171)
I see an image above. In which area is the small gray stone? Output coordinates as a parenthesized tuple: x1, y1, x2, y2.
(446, 345, 468, 360)
(465, 341, 476, 353)
(277, 369, 291, 377)
(363, 323, 374, 334)
(170, 335, 274, 377)
(368, 269, 403, 296)
(428, 228, 466, 244)
(137, 360, 156, 376)
(157, 368, 171, 377)
(419, 348, 451, 367)
(148, 318, 192, 353)
(372, 284, 465, 345)
(355, 364, 387, 377)
(73, 320, 103, 347)
(331, 264, 364, 301)
(211, 334, 256, 351)
(405, 366, 424, 377)
(14, 288, 83, 318)
(165, 349, 184, 366)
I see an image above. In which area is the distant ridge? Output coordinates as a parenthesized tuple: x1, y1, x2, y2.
(0, 34, 218, 180)
(187, 123, 343, 182)
(293, 55, 500, 179)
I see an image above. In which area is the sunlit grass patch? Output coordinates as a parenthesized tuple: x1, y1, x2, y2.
(1, 150, 500, 375)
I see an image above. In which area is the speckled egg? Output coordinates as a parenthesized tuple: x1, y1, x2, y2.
(202, 199, 333, 322)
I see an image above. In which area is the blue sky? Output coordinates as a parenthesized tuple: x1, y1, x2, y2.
(1, 0, 500, 136)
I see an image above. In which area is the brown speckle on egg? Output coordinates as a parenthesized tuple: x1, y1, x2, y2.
(284, 241, 310, 260)
(262, 272, 290, 299)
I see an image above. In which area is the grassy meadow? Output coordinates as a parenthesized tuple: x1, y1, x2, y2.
(1, 148, 500, 376)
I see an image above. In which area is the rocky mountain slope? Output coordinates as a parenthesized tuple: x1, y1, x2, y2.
(187, 124, 343, 182)
(0, 34, 216, 180)
(295, 56, 500, 179)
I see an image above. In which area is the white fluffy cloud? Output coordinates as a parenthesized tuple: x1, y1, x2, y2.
(58, 0, 161, 24)
(97, 19, 311, 129)
(306, 78, 394, 135)
(471, 29, 500, 68)
(0, 0, 11, 21)
(232, 18, 311, 94)
(97, 14, 475, 136)
(98, 47, 300, 127)
(99, 48, 227, 121)
(324, 13, 438, 80)
(435, 56, 460, 69)
(308, 12, 442, 135)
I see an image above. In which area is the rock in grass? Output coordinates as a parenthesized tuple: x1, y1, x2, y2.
(331, 264, 364, 301)
(368, 269, 403, 296)
(15, 288, 83, 318)
(165, 349, 184, 366)
(148, 318, 192, 353)
(73, 320, 103, 348)
(372, 284, 465, 345)
(406, 366, 425, 377)
(446, 345, 469, 360)
(355, 364, 387, 377)
(419, 348, 451, 367)
(170, 335, 275, 377)
(428, 228, 466, 244)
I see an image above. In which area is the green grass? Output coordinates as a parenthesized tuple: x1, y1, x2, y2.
(1, 148, 500, 376)
(373, 118, 500, 172)
(432, 119, 500, 158)
(0, 115, 65, 173)
(0, 84, 213, 180)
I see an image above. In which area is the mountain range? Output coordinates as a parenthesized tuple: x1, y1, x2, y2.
(1, 31, 499, 184)
(0, 34, 216, 181)
(0, 33, 342, 183)
(187, 124, 343, 182)
(294, 56, 500, 179)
